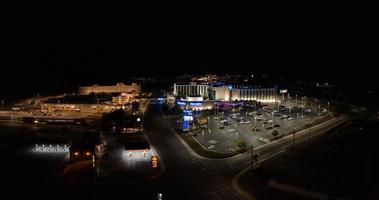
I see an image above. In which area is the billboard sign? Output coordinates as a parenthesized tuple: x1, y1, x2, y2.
(183, 110, 193, 116)
(183, 110, 193, 131)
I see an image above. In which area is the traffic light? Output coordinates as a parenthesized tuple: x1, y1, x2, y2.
(151, 156, 158, 168)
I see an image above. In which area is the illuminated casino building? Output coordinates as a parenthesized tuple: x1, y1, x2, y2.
(173, 82, 277, 103)
(173, 82, 209, 97)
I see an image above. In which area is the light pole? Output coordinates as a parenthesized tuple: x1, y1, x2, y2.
(254, 117, 257, 133)
(327, 102, 330, 112)
(301, 97, 304, 117)
(295, 94, 298, 105)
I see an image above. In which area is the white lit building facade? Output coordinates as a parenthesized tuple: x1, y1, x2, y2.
(173, 83, 277, 103)
(173, 82, 209, 97)
(230, 87, 277, 103)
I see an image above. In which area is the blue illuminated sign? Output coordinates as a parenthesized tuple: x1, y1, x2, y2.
(157, 97, 164, 101)
(177, 101, 186, 106)
(183, 110, 193, 116)
(189, 102, 202, 106)
(183, 120, 189, 130)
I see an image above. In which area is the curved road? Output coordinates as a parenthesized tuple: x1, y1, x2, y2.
(141, 103, 349, 199)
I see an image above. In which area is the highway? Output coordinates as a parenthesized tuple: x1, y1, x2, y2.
(140, 102, 350, 199)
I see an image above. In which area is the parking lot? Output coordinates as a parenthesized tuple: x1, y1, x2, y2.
(192, 100, 331, 154)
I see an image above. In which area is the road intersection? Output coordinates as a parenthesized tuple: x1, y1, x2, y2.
(140, 102, 349, 199)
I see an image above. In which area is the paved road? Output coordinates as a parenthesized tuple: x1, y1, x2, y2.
(143, 103, 243, 199)
(5, 102, 348, 200)
(140, 103, 350, 199)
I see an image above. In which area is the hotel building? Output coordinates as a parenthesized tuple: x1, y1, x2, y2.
(79, 83, 141, 95)
(173, 83, 277, 103)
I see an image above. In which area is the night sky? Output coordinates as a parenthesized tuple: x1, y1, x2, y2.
(1, 1, 378, 95)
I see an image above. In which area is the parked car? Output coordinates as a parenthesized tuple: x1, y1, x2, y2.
(239, 120, 251, 125)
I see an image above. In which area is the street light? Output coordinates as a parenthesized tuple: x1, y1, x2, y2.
(254, 117, 257, 133)
(327, 102, 330, 112)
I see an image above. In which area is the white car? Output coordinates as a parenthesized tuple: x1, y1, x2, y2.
(287, 117, 295, 121)
(239, 120, 251, 124)
(255, 116, 264, 121)
(248, 111, 258, 116)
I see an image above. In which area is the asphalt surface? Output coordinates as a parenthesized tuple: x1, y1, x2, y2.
(143, 103, 244, 200)
(1, 102, 349, 200)
(138, 103, 349, 199)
